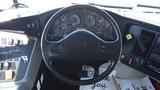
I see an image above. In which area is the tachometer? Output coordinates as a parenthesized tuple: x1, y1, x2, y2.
(84, 15, 96, 27)
(69, 14, 80, 27)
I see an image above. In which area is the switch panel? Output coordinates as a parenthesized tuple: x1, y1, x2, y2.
(0, 31, 35, 81)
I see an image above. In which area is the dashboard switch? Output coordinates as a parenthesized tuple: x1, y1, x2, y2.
(0, 72, 5, 80)
(5, 70, 13, 80)
(4, 61, 10, 70)
(136, 58, 144, 65)
(126, 34, 133, 40)
(120, 55, 125, 60)
(51, 44, 64, 55)
(128, 58, 133, 64)
(58, 45, 64, 54)
(10, 62, 16, 69)
(21, 56, 29, 63)
(0, 62, 3, 70)
(8, 38, 14, 45)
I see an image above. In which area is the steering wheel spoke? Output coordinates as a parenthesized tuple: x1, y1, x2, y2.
(46, 40, 66, 59)
(97, 41, 121, 61)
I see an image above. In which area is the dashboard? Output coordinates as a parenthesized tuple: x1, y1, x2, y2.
(0, 5, 159, 87)
(46, 9, 117, 41)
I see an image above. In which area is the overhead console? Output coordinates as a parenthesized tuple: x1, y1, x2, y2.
(122, 24, 160, 80)
(0, 31, 35, 81)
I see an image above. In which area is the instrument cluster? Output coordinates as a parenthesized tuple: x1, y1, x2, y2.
(46, 9, 117, 41)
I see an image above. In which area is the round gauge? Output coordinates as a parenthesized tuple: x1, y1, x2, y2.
(69, 14, 80, 27)
(104, 20, 111, 28)
(60, 15, 67, 21)
(61, 23, 67, 30)
(84, 15, 96, 27)
(98, 17, 111, 28)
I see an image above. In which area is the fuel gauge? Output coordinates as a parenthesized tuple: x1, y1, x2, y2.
(60, 15, 67, 21)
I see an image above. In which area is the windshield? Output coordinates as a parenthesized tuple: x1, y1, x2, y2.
(1, 0, 160, 10)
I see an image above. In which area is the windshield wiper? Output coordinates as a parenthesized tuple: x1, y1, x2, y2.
(10, 0, 29, 9)
(88, 3, 133, 9)
(72, 3, 133, 10)
(137, 4, 160, 9)
(137, 4, 160, 14)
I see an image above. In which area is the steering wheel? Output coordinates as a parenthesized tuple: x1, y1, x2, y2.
(41, 5, 122, 85)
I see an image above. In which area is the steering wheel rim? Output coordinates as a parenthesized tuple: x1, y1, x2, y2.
(41, 5, 122, 85)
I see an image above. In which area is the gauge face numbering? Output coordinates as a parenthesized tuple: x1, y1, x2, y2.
(84, 15, 96, 27)
(69, 14, 80, 27)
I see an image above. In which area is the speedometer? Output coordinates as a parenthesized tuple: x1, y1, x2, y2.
(84, 15, 96, 27)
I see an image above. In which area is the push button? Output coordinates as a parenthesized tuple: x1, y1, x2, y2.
(21, 56, 29, 63)
(5, 70, 13, 80)
(128, 58, 133, 64)
(4, 61, 9, 70)
(3, 61, 11, 70)
(51, 44, 65, 55)
(10, 62, 16, 69)
(0, 62, 3, 70)
(0, 72, 5, 80)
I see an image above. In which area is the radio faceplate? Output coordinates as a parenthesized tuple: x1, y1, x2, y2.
(0, 31, 35, 81)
